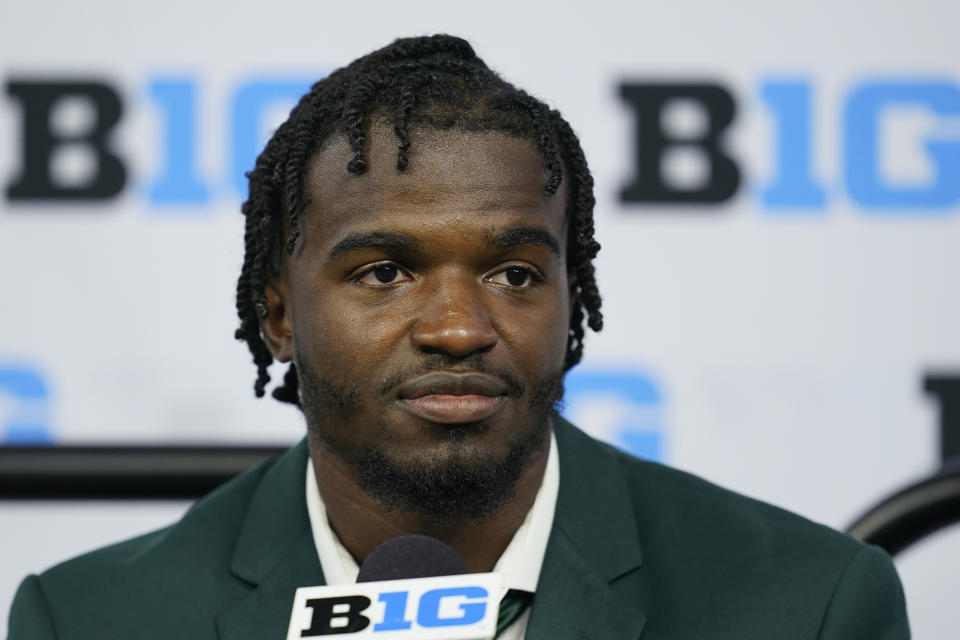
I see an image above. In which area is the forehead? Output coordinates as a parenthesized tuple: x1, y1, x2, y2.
(299, 126, 567, 248)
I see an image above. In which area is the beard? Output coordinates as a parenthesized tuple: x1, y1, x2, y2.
(296, 354, 564, 526)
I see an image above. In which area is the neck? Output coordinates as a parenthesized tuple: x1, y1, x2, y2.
(307, 436, 549, 574)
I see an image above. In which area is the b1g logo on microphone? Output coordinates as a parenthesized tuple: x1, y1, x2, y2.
(287, 573, 501, 640)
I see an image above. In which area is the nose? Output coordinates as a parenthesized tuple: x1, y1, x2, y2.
(411, 275, 498, 358)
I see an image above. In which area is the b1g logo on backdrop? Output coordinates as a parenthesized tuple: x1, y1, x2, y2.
(619, 78, 960, 212)
(562, 367, 664, 461)
(5, 74, 959, 214)
(3, 75, 316, 206)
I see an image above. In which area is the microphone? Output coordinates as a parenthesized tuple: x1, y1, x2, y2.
(357, 534, 469, 582)
(286, 535, 501, 640)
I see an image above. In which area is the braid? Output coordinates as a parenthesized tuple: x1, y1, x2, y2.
(516, 94, 563, 197)
(343, 76, 386, 174)
(235, 134, 287, 397)
(552, 114, 603, 334)
(236, 34, 603, 403)
(394, 81, 416, 170)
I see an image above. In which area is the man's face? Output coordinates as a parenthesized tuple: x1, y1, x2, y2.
(264, 125, 570, 520)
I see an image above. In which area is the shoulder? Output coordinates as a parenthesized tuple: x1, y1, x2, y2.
(621, 445, 862, 555)
(556, 416, 865, 559)
(553, 418, 909, 638)
(7, 443, 304, 639)
(618, 451, 909, 637)
(43, 449, 274, 582)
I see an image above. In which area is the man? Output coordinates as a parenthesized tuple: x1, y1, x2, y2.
(8, 35, 908, 639)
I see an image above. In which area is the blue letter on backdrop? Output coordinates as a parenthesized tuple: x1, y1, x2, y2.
(760, 79, 827, 211)
(0, 364, 52, 444)
(147, 78, 210, 206)
(844, 80, 960, 210)
(562, 368, 664, 461)
(230, 78, 315, 196)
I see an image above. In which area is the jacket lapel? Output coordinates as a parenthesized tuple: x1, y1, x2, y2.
(525, 418, 647, 640)
(216, 440, 326, 640)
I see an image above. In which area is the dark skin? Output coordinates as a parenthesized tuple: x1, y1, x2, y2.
(261, 124, 571, 573)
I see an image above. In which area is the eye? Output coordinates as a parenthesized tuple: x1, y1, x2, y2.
(486, 265, 543, 288)
(354, 263, 412, 286)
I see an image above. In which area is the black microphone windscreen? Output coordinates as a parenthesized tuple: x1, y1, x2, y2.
(356, 534, 469, 583)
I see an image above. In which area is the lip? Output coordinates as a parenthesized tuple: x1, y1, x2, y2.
(395, 372, 509, 424)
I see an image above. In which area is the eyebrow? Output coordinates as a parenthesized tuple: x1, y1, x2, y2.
(487, 227, 562, 257)
(327, 231, 422, 262)
(326, 226, 562, 262)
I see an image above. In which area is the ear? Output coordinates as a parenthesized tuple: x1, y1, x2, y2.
(261, 280, 294, 362)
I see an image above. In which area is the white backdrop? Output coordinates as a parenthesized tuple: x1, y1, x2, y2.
(2, 1, 958, 637)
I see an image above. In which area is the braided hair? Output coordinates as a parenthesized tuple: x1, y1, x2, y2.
(235, 34, 603, 405)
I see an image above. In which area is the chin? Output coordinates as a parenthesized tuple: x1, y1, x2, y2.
(346, 417, 551, 524)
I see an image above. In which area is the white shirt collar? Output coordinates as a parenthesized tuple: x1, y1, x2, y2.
(305, 431, 560, 592)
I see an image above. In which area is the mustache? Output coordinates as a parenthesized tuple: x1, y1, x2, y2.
(376, 354, 525, 398)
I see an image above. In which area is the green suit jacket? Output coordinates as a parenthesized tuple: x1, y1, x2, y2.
(8, 418, 909, 639)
